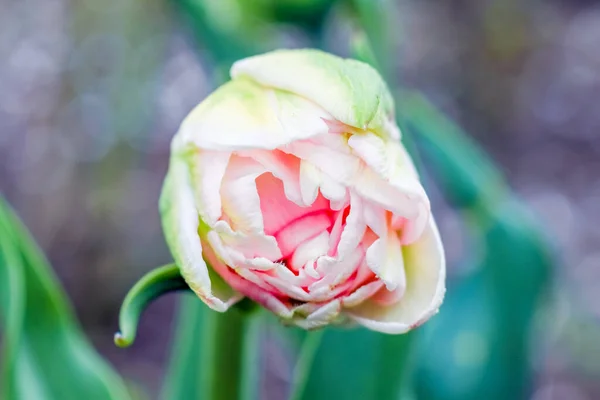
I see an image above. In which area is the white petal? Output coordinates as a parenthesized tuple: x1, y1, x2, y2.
(207, 230, 278, 273)
(270, 88, 332, 146)
(329, 195, 349, 211)
(353, 168, 427, 243)
(349, 133, 429, 243)
(313, 130, 354, 153)
(319, 173, 347, 204)
(283, 140, 360, 185)
(271, 262, 311, 287)
(211, 220, 282, 261)
(342, 281, 385, 308)
(370, 284, 406, 306)
(304, 259, 320, 279)
(262, 274, 313, 301)
(249, 263, 318, 301)
(221, 171, 264, 233)
(188, 150, 230, 226)
(234, 267, 286, 293)
(335, 193, 366, 258)
(362, 201, 388, 238)
(365, 230, 406, 292)
(345, 217, 446, 334)
(310, 247, 364, 293)
(159, 155, 240, 311)
(299, 161, 321, 206)
(293, 300, 342, 330)
(348, 133, 420, 181)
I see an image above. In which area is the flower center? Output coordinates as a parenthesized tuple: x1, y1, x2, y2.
(256, 172, 335, 272)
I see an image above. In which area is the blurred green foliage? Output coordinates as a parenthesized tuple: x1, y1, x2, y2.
(0, 197, 132, 400)
(397, 94, 552, 399)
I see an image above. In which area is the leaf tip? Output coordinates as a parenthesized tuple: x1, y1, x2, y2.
(114, 331, 133, 348)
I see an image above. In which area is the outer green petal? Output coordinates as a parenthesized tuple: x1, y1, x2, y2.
(159, 154, 242, 311)
(230, 49, 396, 137)
(345, 217, 446, 334)
(173, 77, 330, 152)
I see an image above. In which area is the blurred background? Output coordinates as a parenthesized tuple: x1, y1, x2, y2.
(1, 0, 599, 398)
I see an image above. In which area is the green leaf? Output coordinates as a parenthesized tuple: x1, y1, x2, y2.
(349, 0, 393, 79)
(173, 0, 260, 73)
(263, 0, 335, 32)
(0, 197, 132, 400)
(115, 264, 189, 348)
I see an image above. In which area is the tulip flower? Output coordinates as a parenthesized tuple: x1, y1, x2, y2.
(160, 49, 445, 333)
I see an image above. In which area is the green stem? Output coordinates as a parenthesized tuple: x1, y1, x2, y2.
(240, 314, 262, 400)
(162, 297, 260, 400)
(202, 309, 247, 400)
(289, 330, 324, 400)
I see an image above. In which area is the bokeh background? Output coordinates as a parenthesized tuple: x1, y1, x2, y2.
(1, 0, 599, 398)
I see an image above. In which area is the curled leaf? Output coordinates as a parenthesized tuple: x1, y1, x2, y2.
(115, 264, 189, 348)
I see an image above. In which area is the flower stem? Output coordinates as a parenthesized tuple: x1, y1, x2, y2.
(289, 330, 324, 400)
(202, 308, 248, 400)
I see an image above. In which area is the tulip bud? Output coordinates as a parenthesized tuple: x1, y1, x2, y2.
(160, 49, 445, 333)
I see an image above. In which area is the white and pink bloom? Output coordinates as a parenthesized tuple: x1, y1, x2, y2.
(160, 49, 445, 333)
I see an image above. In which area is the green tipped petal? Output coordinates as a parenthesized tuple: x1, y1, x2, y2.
(231, 49, 396, 137)
(174, 77, 330, 152)
(160, 154, 242, 311)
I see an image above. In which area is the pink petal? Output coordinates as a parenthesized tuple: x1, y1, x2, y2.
(289, 231, 329, 272)
(247, 149, 304, 206)
(205, 244, 294, 319)
(276, 212, 332, 258)
(256, 172, 329, 236)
